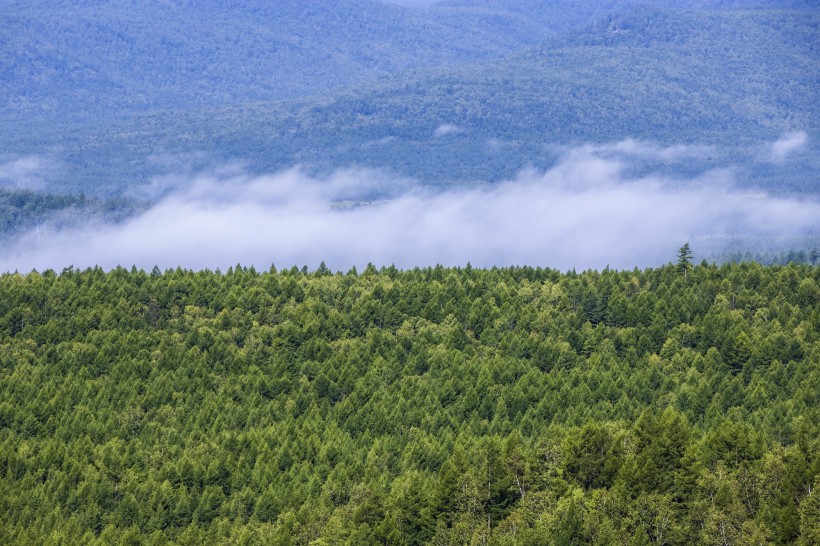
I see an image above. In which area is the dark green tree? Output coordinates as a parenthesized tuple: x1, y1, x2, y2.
(677, 243, 693, 280)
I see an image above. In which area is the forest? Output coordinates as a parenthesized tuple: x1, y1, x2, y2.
(3, 3, 817, 198)
(1, 260, 818, 544)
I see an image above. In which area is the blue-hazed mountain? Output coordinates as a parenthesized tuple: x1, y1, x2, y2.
(6, 0, 813, 118)
(0, 1, 817, 202)
(0, 0, 573, 115)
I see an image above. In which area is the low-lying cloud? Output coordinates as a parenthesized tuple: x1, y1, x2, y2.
(0, 154, 58, 191)
(434, 123, 464, 138)
(559, 139, 714, 164)
(770, 131, 808, 162)
(1, 142, 817, 273)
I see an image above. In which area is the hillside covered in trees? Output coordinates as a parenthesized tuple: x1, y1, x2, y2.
(1, 262, 818, 544)
(2, 2, 817, 197)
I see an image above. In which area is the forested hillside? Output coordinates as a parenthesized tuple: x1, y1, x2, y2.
(0, 189, 137, 238)
(2, 2, 816, 196)
(1, 262, 818, 544)
(0, 0, 563, 114)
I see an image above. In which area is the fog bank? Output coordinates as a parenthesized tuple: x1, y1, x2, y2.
(1, 142, 817, 273)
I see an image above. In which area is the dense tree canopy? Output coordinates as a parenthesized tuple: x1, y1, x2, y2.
(0, 262, 818, 544)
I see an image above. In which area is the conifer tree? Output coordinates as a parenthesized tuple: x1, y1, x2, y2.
(677, 243, 693, 280)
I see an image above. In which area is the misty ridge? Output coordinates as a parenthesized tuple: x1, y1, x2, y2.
(2, 138, 817, 274)
(1, 0, 818, 272)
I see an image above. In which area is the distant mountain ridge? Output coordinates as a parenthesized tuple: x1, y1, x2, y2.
(14, 0, 813, 117)
(0, 1, 817, 198)
(1, 0, 569, 115)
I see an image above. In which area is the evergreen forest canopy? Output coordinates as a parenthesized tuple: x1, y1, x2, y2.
(1, 261, 819, 544)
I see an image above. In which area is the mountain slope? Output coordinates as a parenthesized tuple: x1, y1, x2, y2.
(0, 3, 816, 201)
(4, 5, 814, 195)
(0, 0, 565, 115)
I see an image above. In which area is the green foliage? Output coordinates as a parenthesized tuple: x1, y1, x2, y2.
(0, 262, 818, 543)
(0, 189, 138, 238)
(678, 243, 693, 279)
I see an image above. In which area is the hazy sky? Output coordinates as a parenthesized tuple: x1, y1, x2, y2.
(1, 138, 816, 273)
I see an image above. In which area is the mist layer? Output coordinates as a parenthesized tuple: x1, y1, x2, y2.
(1, 142, 817, 273)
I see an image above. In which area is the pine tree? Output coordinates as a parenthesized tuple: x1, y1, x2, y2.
(677, 243, 693, 280)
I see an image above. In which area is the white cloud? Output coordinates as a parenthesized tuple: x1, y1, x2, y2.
(381, 0, 440, 6)
(0, 155, 57, 190)
(770, 131, 808, 162)
(433, 123, 464, 138)
(552, 139, 714, 164)
(2, 144, 817, 273)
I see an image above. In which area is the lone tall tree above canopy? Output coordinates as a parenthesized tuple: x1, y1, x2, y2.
(677, 243, 693, 280)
